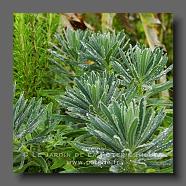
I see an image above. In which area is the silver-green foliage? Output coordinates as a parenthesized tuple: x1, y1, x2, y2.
(50, 29, 173, 173)
(75, 98, 172, 173)
(13, 93, 62, 173)
(80, 31, 129, 71)
(48, 29, 92, 87)
(62, 72, 173, 172)
(49, 29, 129, 76)
(58, 71, 121, 118)
(112, 45, 173, 95)
(49, 28, 91, 66)
(60, 38, 173, 173)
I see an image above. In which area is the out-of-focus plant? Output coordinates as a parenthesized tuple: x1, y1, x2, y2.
(139, 13, 170, 98)
(13, 13, 60, 101)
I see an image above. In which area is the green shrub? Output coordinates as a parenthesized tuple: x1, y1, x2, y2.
(58, 29, 173, 173)
(13, 13, 60, 101)
(13, 28, 173, 173)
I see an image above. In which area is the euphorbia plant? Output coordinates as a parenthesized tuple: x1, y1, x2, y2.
(75, 98, 172, 173)
(13, 91, 63, 173)
(51, 29, 173, 173)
